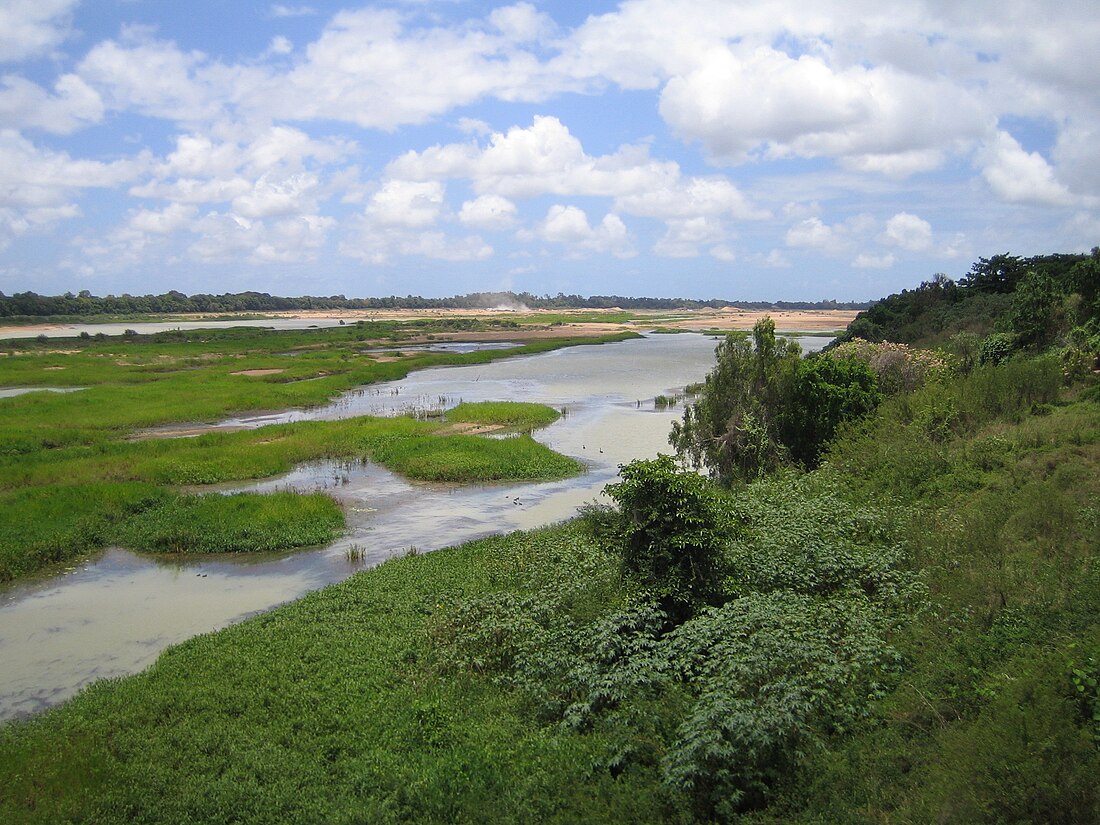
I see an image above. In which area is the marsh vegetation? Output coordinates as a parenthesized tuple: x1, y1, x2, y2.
(0, 321, 630, 582)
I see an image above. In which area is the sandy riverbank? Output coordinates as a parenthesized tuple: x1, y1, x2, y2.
(0, 307, 858, 340)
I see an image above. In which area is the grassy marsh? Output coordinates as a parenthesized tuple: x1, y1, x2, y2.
(0, 324, 615, 581)
(445, 400, 563, 430)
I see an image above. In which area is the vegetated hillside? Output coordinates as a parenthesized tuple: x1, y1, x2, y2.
(837, 250, 1098, 350)
(1, 265, 1098, 823)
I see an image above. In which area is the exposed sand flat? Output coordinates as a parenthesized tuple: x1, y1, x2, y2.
(0, 307, 857, 340)
(275, 306, 857, 332)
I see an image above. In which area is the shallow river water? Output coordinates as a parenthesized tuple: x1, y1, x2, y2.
(0, 333, 831, 720)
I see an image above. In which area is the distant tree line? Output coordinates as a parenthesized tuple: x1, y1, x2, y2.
(0, 288, 868, 319)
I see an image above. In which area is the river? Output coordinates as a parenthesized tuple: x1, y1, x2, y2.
(0, 333, 832, 720)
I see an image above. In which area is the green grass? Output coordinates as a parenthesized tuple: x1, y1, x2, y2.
(3, 324, 1095, 822)
(0, 413, 584, 580)
(748, 375, 1100, 823)
(0, 485, 344, 578)
(370, 432, 582, 482)
(0, 483, 166, 580)
(111, 491, 344, 555)
(0, 407, 927, 823)
(0, 326, 637, 453)
(446, 401, 562, 430)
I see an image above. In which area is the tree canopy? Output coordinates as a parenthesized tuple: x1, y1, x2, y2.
(670, 317, 881, 483)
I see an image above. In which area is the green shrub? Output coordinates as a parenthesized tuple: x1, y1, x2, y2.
(979, 332, 1016, 365)
(781, 355, 882, 466)
(604, 456, 730, 612)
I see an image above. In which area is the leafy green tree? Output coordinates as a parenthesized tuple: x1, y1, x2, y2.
(960, 253, 1029, 294)
(1068, 249, 1100, 361)
(1009, 268, 1067, 350)
(781, 355, 882, 467)
(604, 455, 729, 613)
(670, 318, 801, 483)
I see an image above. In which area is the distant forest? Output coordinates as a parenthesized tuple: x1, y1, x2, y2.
(0, 289, 867, 320)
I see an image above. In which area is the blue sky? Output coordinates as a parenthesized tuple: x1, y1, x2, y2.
(1, 1, 1098, 301)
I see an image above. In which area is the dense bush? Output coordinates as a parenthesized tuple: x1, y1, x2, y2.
(604, 455, 730, 612)
(779, 356, 881, 467)
(670, 318, 801, 483)
(826, 338, 947, 394)
(836, 252, 1090, 349)
(671, 319, 883, 480)
(431, 465, 915, 819)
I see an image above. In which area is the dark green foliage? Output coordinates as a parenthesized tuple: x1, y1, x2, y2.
(1008, 268, 1068, 350)
(763, 368, 1100, 824)
(435, 469, 913, 819)
(979, 331, 1015, 365)
(781, 355, 881, 467)
(1069, 248, 1100, 313)
(659, 591, 900, 819)
(604, 455, 729, 611)
(959, 252, 1086, 295)
(836, 252, 1089, 349)
(671, 319, 880, 479)
(1067, 249, 1100, 368)
(959, 253, 1031, 294)
(724, 472, 915, 607)
(835, 274, 1014, 346)
(670, 318, 801, 483)
(1067, 648, 1100, 746)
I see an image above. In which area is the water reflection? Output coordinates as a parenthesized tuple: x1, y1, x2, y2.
(0, 387, 85, 398)
(0, 334, 832, 720)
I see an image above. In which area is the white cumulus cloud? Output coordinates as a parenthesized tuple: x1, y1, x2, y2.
(535, 205, 634, 258)
(883, 212, 933, 251)
(458, 194, 518, 230)
(0, 0, 76, 63)
(980, 130, 1076, 206)
(365, 180, 445, 229)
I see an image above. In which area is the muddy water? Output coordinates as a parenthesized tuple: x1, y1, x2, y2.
(0, 334, 832, 720)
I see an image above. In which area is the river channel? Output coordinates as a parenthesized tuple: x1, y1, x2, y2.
(0, 333, 831, 720)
